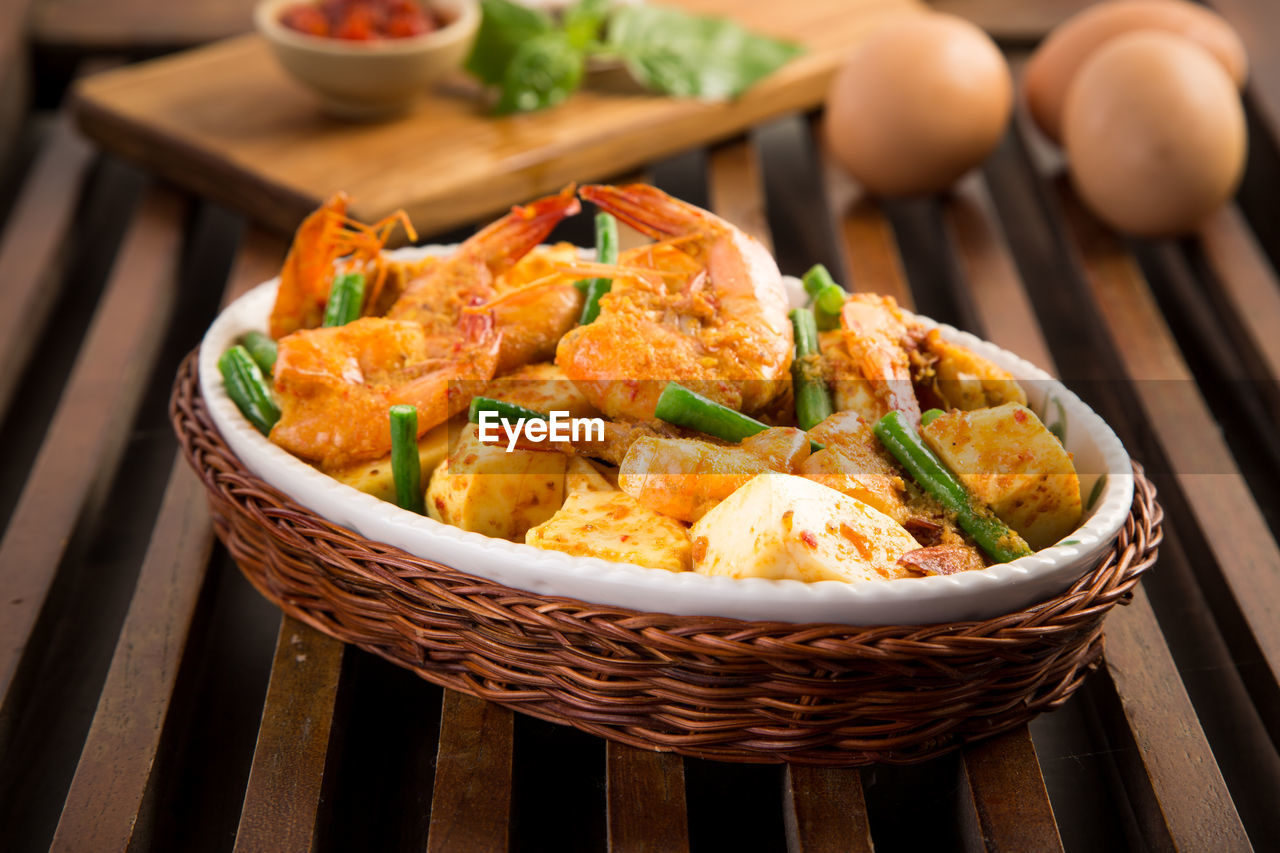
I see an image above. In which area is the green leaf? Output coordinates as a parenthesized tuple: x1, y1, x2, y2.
(465, 0, 555, 87)
(563, 0, 610, 51)
(606, 5, 802, 100)
(495, 31, 586, 114)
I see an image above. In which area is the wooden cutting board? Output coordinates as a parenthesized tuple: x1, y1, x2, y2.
(73, 0, 923, 236)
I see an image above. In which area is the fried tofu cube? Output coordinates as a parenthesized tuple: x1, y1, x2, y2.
(922, 403, 1081, 550)
(566, 456, 617, 493)
(526, 491, 691, 572)
(690, 474, 919, 583)
(329, 419, 451, 503)
(426, 424, 567, 541)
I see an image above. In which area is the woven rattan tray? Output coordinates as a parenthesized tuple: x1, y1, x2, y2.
(172, 353, 1163, 765)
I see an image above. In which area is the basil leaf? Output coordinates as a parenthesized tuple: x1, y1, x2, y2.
(465, 0, 555, 87)
(607, 5, 802, 100)
(495, 31, 586, 114)
(563, 0, 610, 51)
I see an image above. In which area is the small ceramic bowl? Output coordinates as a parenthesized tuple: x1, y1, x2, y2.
(255, 0, 479, 120)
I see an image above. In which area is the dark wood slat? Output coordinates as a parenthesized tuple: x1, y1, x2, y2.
(233, 617, 345, 853)
(930, 0, 1091, 43)
(48, 464, 213, 852)
(708, 138, 772, 249)
(33, 0, 255, 49)
(49, 225, 285, 851)
(0, 186, 183, 739)
(959, 729, 1063, 853)
(0, 0, 32, 165)
(1205, 0, 1280, 139)
(949, 145, 1253, 853)
(427, 691, 513, 853)
(1051, 180, 1280, 695)
(1099, 585, 1252, 852)
(944, 174, 1054, 373)
(1008, 62, 1280, 703)
(219, 230, 343, 853)
(819, 147, 914, 307)
(1197, 206, 1280, 386)
(783, 766, 873, 853)
(607, 746, 690, 853)
(829, 154, 1070, 849)
(0, 113, 94, 420)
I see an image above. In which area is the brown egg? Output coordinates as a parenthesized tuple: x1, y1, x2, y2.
(1024, 0, 1247, 143)
(1063, 31, 1246, 236)
(823, 14, 1012, 197)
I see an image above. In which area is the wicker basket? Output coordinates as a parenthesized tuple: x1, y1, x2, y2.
(172, 353, 1162, 765)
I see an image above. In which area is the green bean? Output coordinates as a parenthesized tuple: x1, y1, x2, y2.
(814, 306, 841, 331)
(578, 212, 619, 325)
(920, 408, 945, 426)
(654, 382, 770, 442)
(802, 264, 837, 299)
(322, 272, 366, 327)
(873, 410, 1032, 563)
(789, 308, 833, 430)
(389, 405, 425, 514)
(802, 264, 845, 330)
(468, 396, 549, 424)
(803, 264, 846, 311)
(240, 330, 278, 375)
(218, 345, 280, 436)
(654, 382, 823, 451)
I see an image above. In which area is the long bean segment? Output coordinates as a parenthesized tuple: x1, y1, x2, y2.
(578, 212, 619, 325)
(322, 272, 366, 327)
(873, 410, 1032, 563)
(240, 330, 278, 375)
(389, 405, 425, 514)
(802, 264, 845, 331)
(655, 383, 769, 442)
(219, 345, 280, 436)
(789, 308, 833, 430)
(655, 382, 823, 451)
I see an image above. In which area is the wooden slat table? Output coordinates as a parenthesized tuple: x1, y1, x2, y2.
(5, 15, 1280, 853)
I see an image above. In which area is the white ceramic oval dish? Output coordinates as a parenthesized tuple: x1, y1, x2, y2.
(199, 245, 1134, 625)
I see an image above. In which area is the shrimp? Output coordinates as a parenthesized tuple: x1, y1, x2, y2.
(484, 249, 584, 373)
(267, 189, 581, 469)
(389, 186, 581, 340)
(829, 295, 1026, 421)
(838, 294, 922, 430)
(269, 193, 418, 339)
(555, 184, 793, 420)
(270, 309, 499, 470)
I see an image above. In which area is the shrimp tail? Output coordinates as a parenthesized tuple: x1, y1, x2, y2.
(464, 184, 582, 277)
(580, 183, 707, 241)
